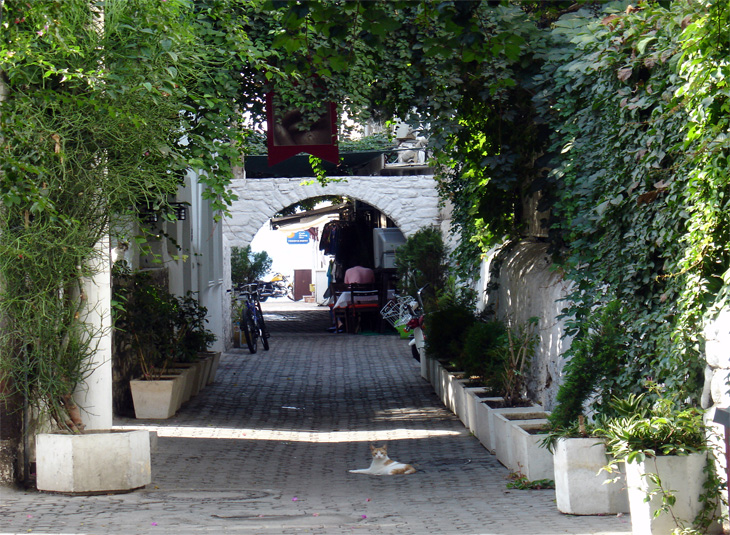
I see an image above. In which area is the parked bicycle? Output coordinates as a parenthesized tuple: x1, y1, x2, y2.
(237, 282, 270, 354)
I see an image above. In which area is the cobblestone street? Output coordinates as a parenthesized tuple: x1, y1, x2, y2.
(0, 301, 632, 534)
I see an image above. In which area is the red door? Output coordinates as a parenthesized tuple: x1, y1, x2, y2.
(293, 269, 312, 301)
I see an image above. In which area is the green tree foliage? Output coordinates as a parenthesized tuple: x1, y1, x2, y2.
(3, 0, 729, 435)
(540, 1, 730, 413)
(0, 0, 266, 429)
(230, 246, 272, 287)
(0, 0, 195, 429)
(394, 226, 448, 311)
(549, 301, 629, 428)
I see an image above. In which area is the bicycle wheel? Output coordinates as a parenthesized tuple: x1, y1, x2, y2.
(242, 309, 257, 354)
(256, 301, 269, 350)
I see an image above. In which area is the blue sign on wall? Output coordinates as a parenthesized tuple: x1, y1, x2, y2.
(286, 231, 310, 244)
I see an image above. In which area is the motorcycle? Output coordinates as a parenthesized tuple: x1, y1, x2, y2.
(257, 273, 294, 301)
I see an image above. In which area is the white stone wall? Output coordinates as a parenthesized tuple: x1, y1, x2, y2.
(703, 309, 730, 411)
(481, 240, 573, 410)
(223, 174, 441, 247)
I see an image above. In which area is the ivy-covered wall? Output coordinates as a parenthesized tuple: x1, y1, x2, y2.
(451, 1, 730, 420)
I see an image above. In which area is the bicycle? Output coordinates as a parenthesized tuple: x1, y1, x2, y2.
(237, 282, 270, 354)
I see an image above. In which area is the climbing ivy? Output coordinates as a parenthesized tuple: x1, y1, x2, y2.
(541, 0, 730, 410)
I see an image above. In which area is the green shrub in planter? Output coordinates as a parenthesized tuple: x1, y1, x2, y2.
(175, 293, 217, 362)
(461, 319, 508, 391)
(598, 388, 722, 534)
(425, 303, 476, 364)
(549, 300, 629, 430)
(599, 390, 706, 464)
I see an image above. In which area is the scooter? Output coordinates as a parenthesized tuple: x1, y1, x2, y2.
(257, 273, 294, 301)
(405, 285, 428, 362)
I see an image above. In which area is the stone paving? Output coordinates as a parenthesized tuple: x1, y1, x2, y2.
(0, 300, 632, 535)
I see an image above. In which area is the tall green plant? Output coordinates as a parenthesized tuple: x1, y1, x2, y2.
(395, 226, 447, 311)
(0, 0, 260, 434)
(549, 301, 629, 428)
(499, 317, 539, 406)
(461, 319, 509, 392)
(231, 246, 273, 287)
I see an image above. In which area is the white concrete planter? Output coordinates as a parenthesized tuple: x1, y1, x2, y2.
(171, 364, 195, 404)
(201, 351, 221, 385)
(448, 373, 466, 416)
(493, 410, 548, 472)
(196, 354, 213, 392)
(463, 387, 491, 435)
(157, 371, 186, 412)
(130, 375, 184, 419)
(625, 452, 712, 535)
(474, 396, 503, 452)
(511, 422, 553, 481)
(36, 430, 151, 494)
(553, 437, 629, 515)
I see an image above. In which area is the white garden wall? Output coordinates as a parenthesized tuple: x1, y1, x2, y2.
(480, 240, 573, 410)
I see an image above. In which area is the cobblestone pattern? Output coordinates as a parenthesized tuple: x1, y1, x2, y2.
(1, 315, 631, 534)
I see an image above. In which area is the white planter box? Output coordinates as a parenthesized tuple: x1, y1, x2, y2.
(463, 387, 491, 434)
(625, 452, 717, 535)
(196, 355, 213, 391)
(475, 396, 503, 452)
(199, 351, 221, 386)
(511, 422, 553, 481)
(207, 351, 221, 385)
(492, 408, 547, 468)
(171, 364, 195, 403)
(130, 375, 184, 419)
(448, 374, 466, 416)
(553, 437, 629, 515)
(36, 430, 151, 494)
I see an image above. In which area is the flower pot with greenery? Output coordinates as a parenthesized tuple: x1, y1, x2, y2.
(543, 302, 630, 515)
(175, 293, 217, 387)
(544, 416, 629, 515)
(600, 390, 722, 535)
(114, 270, 185, 419)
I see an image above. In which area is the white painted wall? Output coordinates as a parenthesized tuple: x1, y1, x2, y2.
(481, 240, 574, 410)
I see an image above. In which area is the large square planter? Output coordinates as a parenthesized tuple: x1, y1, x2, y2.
(463, 386, 491, 435)
(511, 422, 553, 481)
(170, 363, 196, 404)
(474, 396, 503, 452)
(130, 375, 185, 419)
(36, 430, 151, 494)
(553, 437, 629, 515)
(625, 452, 719, 535)
(195, 354, 213, 392)
(492, 408, 547, 467)
(199, 351, 221, 385)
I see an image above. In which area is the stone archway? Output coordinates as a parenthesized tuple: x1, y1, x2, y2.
(223, 174, 441, 247)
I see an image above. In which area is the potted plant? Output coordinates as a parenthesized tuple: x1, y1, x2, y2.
(544, 416, 629, 515)
(599, 389, 722, 535)
(176, 293, 218, 386)
(485, 317, 552, 478)
(542, 301, 630, 515)
(115, 270, 186, 419)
